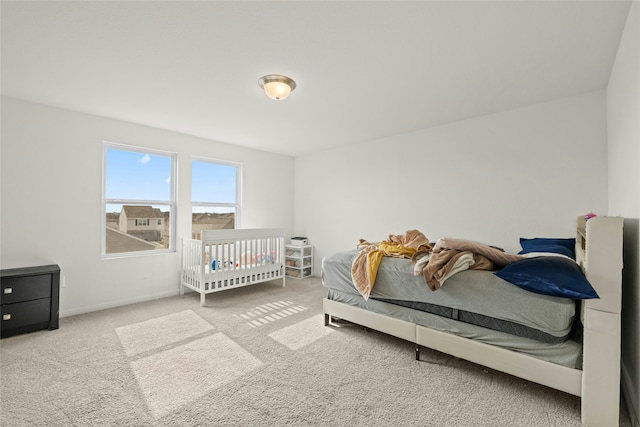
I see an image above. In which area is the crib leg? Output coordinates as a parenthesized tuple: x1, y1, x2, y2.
(200, 292, 206, 307)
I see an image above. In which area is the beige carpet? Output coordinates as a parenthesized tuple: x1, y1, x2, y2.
(116, 309, 215, 357)
(0, 277, 633, 426)
(130, 332, 263, 418)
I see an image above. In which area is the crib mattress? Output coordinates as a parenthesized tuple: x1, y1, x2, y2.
(321, 250, 576, 343)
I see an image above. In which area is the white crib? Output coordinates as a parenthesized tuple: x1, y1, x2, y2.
(180, 228, 286, 306)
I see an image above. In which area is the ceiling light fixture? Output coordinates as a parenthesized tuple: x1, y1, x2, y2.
(258, 74, 296, 100)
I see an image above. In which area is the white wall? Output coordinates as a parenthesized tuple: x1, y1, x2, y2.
(0, 97, 294, 316)
(607, 1, 640, 425)
(295, 91, 608, 276)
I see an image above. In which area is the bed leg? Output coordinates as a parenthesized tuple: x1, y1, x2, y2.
(200, 292, 206, 307)
(325, 314, 342, 328)
(416, 346, 420, 361)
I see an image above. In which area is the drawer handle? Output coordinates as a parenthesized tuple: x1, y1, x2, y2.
(3, 288, 12, 294)
(2, 314, 11, 321)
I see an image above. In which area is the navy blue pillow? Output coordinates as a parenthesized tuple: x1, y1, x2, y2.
(519, 237, 576, 260)
(494, 256, 598, 300)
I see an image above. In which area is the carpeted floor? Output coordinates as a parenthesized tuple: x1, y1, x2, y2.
(0, 277, 632, 426)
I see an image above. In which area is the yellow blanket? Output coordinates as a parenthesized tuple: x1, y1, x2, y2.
(351, 230, 431, 299)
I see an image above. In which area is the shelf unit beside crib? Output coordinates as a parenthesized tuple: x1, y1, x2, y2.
(285, 244, 313, 278)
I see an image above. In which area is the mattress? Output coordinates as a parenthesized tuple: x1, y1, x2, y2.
(322, 250, 577, 343)
(326, 288, 582, 369)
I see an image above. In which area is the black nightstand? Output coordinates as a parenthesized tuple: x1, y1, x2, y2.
(1, 264, 60, 338)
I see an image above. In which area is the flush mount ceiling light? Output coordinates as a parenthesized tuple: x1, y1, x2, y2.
(258, 74, 296, 100)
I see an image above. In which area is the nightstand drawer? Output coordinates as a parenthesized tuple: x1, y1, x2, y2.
(1, 274, 52, 304)
(1, 299, 52, 329)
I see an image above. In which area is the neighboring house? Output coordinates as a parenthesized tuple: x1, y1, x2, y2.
(119, 205, 165, 242)
(191, 212, 234, 239)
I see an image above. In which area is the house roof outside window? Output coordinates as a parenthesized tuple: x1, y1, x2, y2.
(122, 205, 164, 219)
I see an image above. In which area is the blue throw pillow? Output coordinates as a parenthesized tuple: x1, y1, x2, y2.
(494, 256, 598, 300)
(519, 237, 576, 260)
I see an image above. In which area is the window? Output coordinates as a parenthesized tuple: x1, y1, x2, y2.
(103, 143, 176, 256)
(191, 158, 241, 239)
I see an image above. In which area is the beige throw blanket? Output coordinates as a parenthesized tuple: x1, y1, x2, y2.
(413, 238, 525, 291)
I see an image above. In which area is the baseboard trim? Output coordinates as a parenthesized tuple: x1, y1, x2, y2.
(622, 361, 640, 427)
(59, 289, 181, 318)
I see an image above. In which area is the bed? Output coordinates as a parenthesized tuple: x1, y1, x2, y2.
(322, 216, 623, 426)
(180, 228, 285, 306)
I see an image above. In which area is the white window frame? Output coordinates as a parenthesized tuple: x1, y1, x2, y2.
(102, 141, 177, 258)
(191, 157, 242, 231)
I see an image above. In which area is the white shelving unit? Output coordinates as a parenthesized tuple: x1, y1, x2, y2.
(285, 244, 313, 278)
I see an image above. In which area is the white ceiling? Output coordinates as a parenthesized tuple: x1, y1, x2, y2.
(1, 1, 632, 157)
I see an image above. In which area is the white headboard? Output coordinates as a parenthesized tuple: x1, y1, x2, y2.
(575, 215, 623, 424)
(575, 215, 624, 315)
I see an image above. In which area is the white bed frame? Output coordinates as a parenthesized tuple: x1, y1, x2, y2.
(323, 216, 623, 426)
(181, 228, 285, 306)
